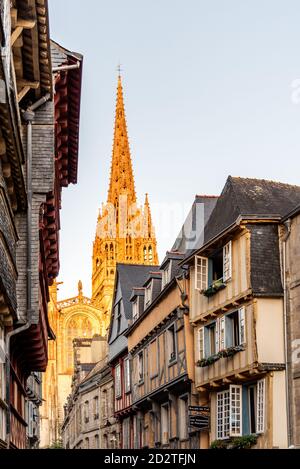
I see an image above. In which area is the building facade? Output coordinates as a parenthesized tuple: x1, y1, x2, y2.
(61, 336, 120, 449)
(108, 263, 157, 448)
(281, 205, 300, 448)
(0, 0, 81, 449)
(186, 177, 300, 449)
(40, 281, 106, 448)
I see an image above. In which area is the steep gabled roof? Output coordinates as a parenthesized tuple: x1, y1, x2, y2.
(204, 176, 300, 244)
(116, 264, 158, 319)
(172, 195, 218, 256)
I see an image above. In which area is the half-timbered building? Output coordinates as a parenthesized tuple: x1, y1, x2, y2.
(108, 263, 156, 448)
(185, 177, 300, 449)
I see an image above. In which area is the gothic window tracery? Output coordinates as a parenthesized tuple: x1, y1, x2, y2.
(66, 316, 93, 370)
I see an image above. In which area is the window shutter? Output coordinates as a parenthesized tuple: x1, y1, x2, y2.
(256, 379, 265, 434)
(215, 319, 219, 353)
(219, 317, 226, 351)
(239, 307, 246, 345)
(230, 385, 242, 437)
(198, 327, 205, 360)
(195, 256, 208, 292)
(223, 241, 232, 283)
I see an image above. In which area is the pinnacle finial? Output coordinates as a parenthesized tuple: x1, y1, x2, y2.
(117, 62, 123, 78)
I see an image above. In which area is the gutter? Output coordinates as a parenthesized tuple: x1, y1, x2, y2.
(52, 62, 81, 73)
(5, 93, 51, 449)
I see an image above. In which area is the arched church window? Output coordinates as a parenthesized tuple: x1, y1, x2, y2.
(81, 318, 92, 338)
(148, 246, 153, 262)
(143, 246, 147, 262)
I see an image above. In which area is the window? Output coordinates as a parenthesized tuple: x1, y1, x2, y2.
(132, 298, 139, 323)
(204, 321, 220, 356)
(162, 262, 172, 289)
(115, 364, 122, 398)
(161, 404, 169, 445)
(178, 396, 188, 440)
(223, 241, 232, 282)
(149, 340, 158, 377)
(93, 396, 99, 419)
(217, 382, 265, 440)
(115, 302, 122, 335)
(195, 256, 208, 291)
(144, 282, 152, 308)
(124, 358, 131, 393)
(138, 352, 144, 383)
(84, 401, 89, 424)
(103, 390, 108, 419)
(94, 435, 99, 449)
(230, 385, 242, 436)
(197, 327, 205, 360)
(226, 308, 246, 348)
(209, 248, 224, 284)
(85, 437, 89, 449)
(217, 389, 230, 440)
(167, 325, 176, 363)
(256, 379, 265, 434)
(248, 385, 257, 434)
(196, 242, 232, 293)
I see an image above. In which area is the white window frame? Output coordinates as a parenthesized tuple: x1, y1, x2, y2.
(162, 261, 172, 290)
(115, 364, 122, 398)
(198, 327, 205, 360)
(138, 352, 144, 383)
(195, 256, 208, 292)
(216, 390, 230, 440)
(239, 307, 246, 345)
(256, 379, 265, 434)
(124, 358, 131, 393)
(132, 298, 139, 323)
(223, 241, 232, 283)
(219, 317, 226, 352)
(144, 282, 153, 308)
(230, 385, 242, 437)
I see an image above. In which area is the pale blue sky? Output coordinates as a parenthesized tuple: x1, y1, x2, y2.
(49, 0, 300, 299)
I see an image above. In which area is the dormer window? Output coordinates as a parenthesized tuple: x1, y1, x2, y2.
(195, 241, 232, 294)
(144, 282, 152, 308)
(162, 261, 172, 290)
(132, 297, 139, 323)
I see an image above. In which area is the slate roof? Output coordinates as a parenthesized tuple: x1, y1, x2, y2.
(204, 177, 300, 244)
(116, 264, 159, 320)
(172, 195, 218, 256)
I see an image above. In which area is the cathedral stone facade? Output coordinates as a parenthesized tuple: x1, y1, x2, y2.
(92, 75, 158, 321)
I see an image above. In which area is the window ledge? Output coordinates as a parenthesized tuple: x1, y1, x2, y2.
(197, 345, 246, 368)
(203, 279, 227, 297)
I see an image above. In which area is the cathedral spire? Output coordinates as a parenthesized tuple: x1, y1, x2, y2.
(107, 74, 136, 205)
(144, 193, 155, 238)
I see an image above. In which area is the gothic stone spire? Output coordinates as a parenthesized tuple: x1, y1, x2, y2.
(107, 75, 136, 206)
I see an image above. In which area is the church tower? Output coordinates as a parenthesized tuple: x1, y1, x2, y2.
(92, 74, 158, 322)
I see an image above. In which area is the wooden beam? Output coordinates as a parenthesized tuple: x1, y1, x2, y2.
(0, 137, 6, 156)
(223, 377, 232, 384)
(235, 373, 247, 381)
(18, 86, 31, 102)
(210, 381, 220, 388)
(17, 79, 40, 90)
(11, 27, 23, 47)
(16, 19, 36, 29)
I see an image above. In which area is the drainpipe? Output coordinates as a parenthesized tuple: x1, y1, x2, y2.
(5, 93, 51, 448)
(52, 62, 80, 73)
(282, 219, 292, 448)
